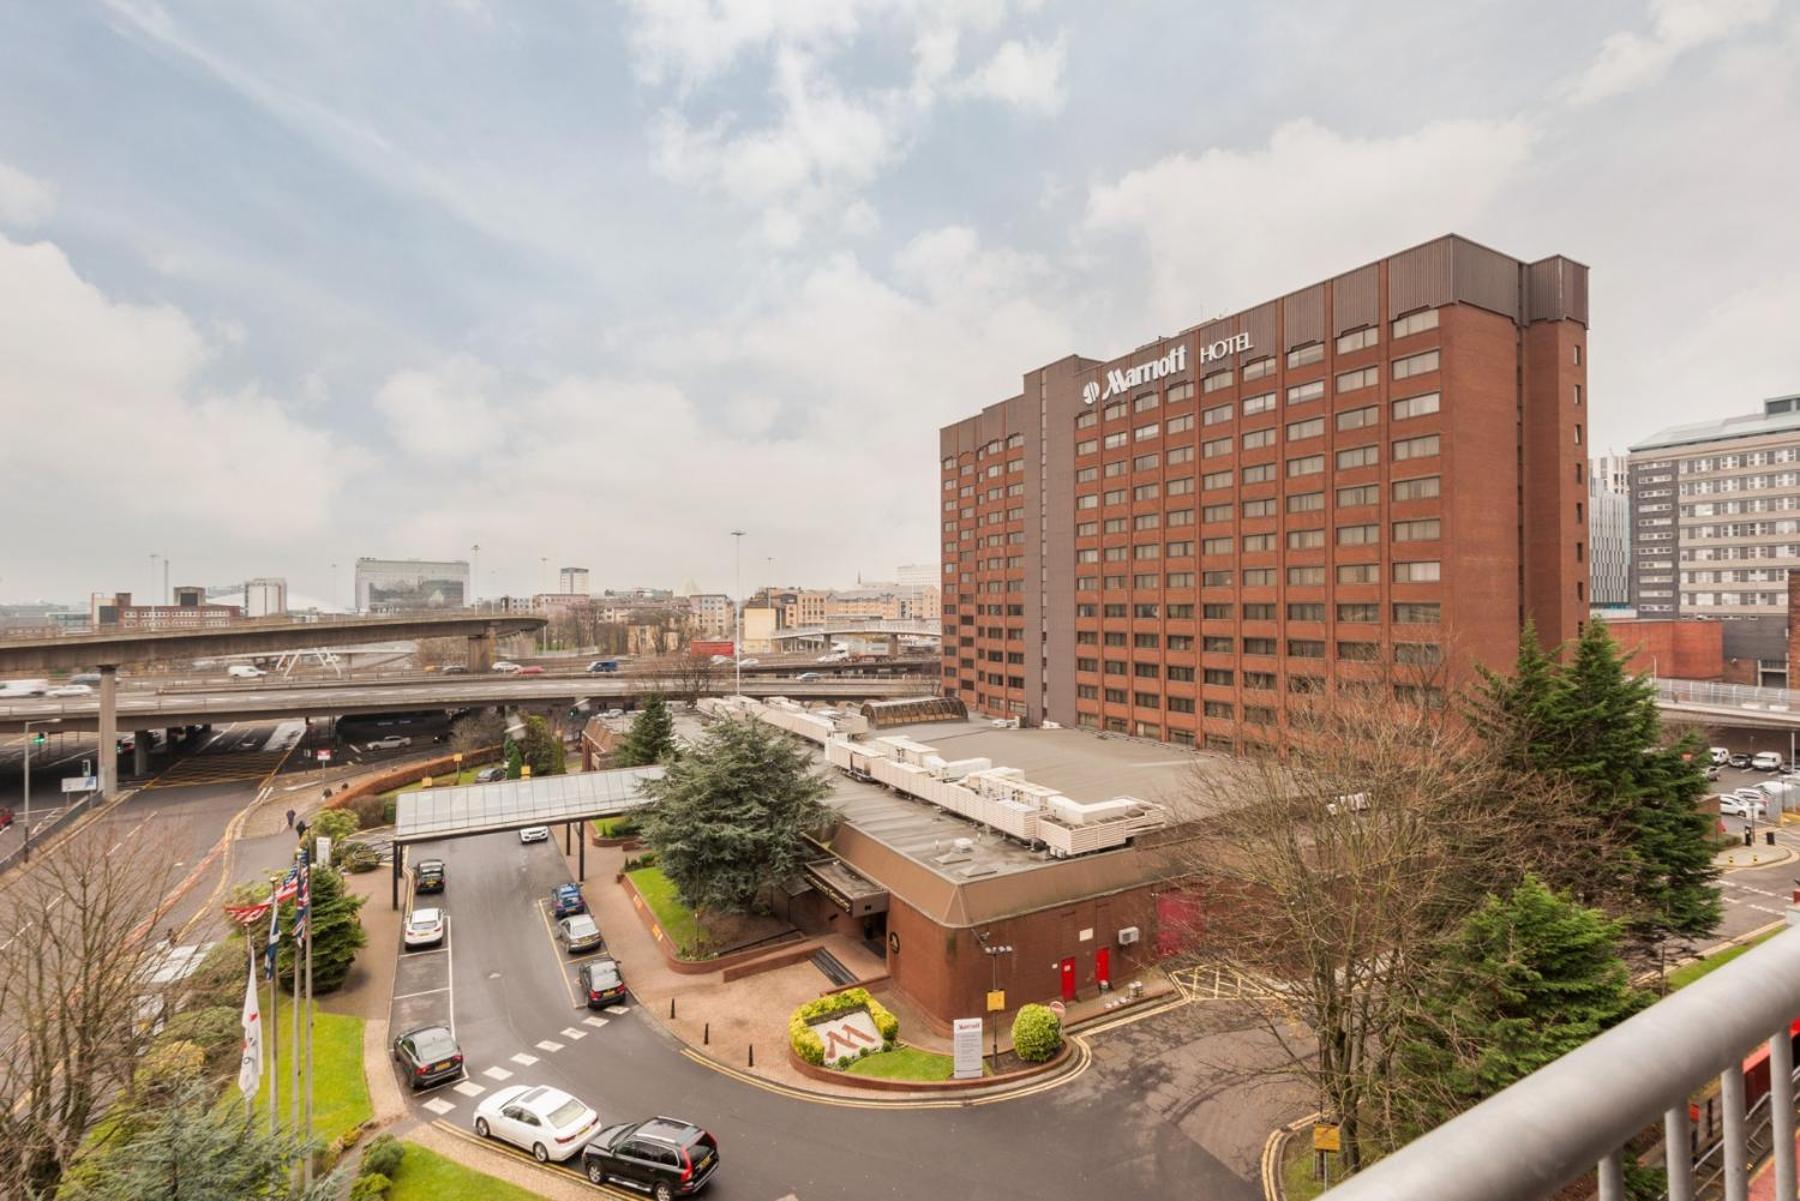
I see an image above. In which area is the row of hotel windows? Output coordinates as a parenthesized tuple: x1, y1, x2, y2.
(1683, 592, 1788, 607)
(1074, 645, 1443, 683)
(1073, 477, 1442, 532)
(1685, 497, 1800, 516)
(1679, 449, 1800, 473)
(1681, 474, 1800, 495)
(1681, 545, 1800, 561)
(1068, 601, 1443, 623)
(1060, 559, 1443, 592)
(1073, 442, 1441, 507)
(1073, 600, 1441, 634)
(1074, 519, 1441, 560)
(1682, 569, 1793, 584)
(1076, 389, 1442, 452)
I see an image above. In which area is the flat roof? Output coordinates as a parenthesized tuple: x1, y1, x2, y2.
(1630, 396, 1800, 453)
(394, 765, 663, 842)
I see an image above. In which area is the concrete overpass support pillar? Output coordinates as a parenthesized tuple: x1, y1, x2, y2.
(885, 634, 899, 657)
(132, 732, 151, 777)
(467, 626, 496, 672)
(98, 665, 118, 799)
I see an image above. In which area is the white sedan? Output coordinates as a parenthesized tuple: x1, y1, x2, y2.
(366, 735, 413, 750)
(45, 684, 93, 697)
(519, 826, 551, 844)
(403, 908, 445, 950)
(473, 1084, 601, 1163)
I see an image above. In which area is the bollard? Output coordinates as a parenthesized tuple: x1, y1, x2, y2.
(670, 997, 676, 1020)
(748, 1044, 755, 1068)
(704, 1022, 710, 1045)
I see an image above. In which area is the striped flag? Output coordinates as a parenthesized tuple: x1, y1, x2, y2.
(293, 861, 311, 939)
(237, 951, 262, 1097)
(225, 901, 272, 925)
(271, 865, 300, 904)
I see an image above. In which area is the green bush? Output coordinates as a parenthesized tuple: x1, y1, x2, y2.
(382, 797, 398, 826)
(335, 791, 387, 829)
(1011, 1003, 1063, 1063)
(361, 1132, 404, 1179)
(788, 988, 900, 1066)
(349, 1171, 391, 1200)
(338, 841, 380, 874)
(157, 1005, 240, 1069)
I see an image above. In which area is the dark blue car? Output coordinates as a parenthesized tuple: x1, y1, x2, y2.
(551, 883, 587, 919)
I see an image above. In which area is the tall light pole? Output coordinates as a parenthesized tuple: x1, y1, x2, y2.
(149, 553, 159, 604)
(470, 544, 481, 606)
(977, 931, 1012, 1071)
(22, 717, 62, 863)
(731, 531, 746, 695)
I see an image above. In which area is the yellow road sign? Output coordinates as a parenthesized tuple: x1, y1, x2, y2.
(1313, 1124, 1341, 1153)
(986, 990, 1006, 1012)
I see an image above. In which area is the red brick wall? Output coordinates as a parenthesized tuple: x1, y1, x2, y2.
(1606, 619, 1725, 679)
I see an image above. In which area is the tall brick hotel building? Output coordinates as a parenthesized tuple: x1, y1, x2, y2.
(939, 235, 1590, 747)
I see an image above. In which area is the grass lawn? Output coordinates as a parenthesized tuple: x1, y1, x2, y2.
(1668, 929, 1781, 990)
(842, 1044, 989, 1081)
(627, 866, 707, 956)
(386, 1141, 544, 1201)
(251, 993, 371, 1147)
(1282, 1131, 1336, 1201)
(382, 768, 486, 798)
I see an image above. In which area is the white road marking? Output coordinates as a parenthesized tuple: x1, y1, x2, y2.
(535, 1040, 564, 1053)
(481, 1066, 513, 1082)
(510, 1053, 538, 1066)
(559, 1028, 587, 1041)
(422, 1097, 456, 1116)
(392, 987, 451, 1001)
(582, 1016, 609, 1029)
(452, 1080, 486, 1098)
(604, 1004, 630, 1014)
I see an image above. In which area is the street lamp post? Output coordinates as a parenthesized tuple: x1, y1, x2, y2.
(731, 530, 746, 695)
(977, 933, 1012, 1071)
(22, 717, 63, 863)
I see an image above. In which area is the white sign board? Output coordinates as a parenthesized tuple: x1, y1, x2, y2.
(316, 835, 333, 870)
(316, 749, 333, 763)
(61, 776, 98, 793)
(952, 1017, 984, 1080)
(810, 1008, 882, 1067)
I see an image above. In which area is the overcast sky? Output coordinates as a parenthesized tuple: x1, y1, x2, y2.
(1, 0, 1795, 606)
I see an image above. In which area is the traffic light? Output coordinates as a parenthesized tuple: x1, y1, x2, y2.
(30, 732, 47, 747)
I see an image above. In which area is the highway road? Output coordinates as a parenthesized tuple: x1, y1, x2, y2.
(386, 832, 1268, 1201)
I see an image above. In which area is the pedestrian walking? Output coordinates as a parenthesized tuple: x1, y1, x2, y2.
(285, 808, 296, 829)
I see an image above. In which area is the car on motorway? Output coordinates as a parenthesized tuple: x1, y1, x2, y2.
(45, 683, 93, 697)
(708, 654, 732, 666)
(474, 1084, 602, 1163)
(581, 1117, 720, 1198)
(516, 665, 546, 676)
(557, 914, 605, 954)
(1719, 794, 1770, 819)
(413, 859, 446, 894)
(738, 658, 760, 668)
(1711, 747, 1732, 765)
(1730, 752, 1755, 770)
(578, 958, 628, 1008)
(1754, 752, 1785, 772)
(403, 907, 446, 949)
(69, 672, 102, 687)
(0, 678, 50, 697)
(550, 883, 587, 918)
(519, 825, 550, 844)
(587, 659, 620, 673)
(794, 672, 822, 681)
(491, 661, 522, 674)
(441, 664, 470, 674)
(226, 664, 267, 679)
(392, 1023, 464, 1090)
(366, 735, 413, 750)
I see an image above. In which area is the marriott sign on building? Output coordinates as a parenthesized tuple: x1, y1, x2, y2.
(939, 234, 1591, 749)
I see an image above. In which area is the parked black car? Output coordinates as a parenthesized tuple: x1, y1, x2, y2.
(579, 957, 628, 1008)
(582, 1117, 719, 1199)
(392, 1024, 464, 1090)
(550, 883, 587, 919)
(1730, 752, 1755, 770)
(413, 859, 446, 894)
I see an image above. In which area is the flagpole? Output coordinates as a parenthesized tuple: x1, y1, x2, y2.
(245, 936, 258, 1118)
(303, 904, 315, 1185)
(268, 905, 280, 1136)
(290, 856, 304, 1137)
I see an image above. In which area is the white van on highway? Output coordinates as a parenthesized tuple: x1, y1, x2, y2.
(0, 679, 50, 697)
(226, 664, 267, 680)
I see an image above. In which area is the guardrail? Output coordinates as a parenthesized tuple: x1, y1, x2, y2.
(1658, 677, 1800, 715)
(1319, 922, 1800, 1201)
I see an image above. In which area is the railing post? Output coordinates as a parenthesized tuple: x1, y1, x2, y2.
(1725, 1062, 1749, 1201)
(1773, 1029, 1796, 1201)
(1597, 1150, 1624, 1201)
(1665, 1104, 1695, 1201)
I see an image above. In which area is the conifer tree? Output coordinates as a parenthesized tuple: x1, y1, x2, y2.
(614, 693, 676, 767)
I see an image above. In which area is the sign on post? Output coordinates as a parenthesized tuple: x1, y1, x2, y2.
(952, 1018, 983, 1080)
(316, 835, 333, 870)
(316, 749, 333, 763)
(1312, 1124, 1341, 1153)
(986, 990, 1006, 1013)
(62, 775, 99, 794)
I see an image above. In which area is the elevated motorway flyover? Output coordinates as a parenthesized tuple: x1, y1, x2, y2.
(0, 614, 545, 798)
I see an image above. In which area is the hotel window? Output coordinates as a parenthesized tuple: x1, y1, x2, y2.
(1337, 445, 1380, 470)
(1104, 488, 1127, 504)
(1167, 413, 1196, 434)
(1287, 640, 1326, 658)
(1393, 560, 1441, 582)
(1286, 342, 1324, 368)
(1201, 571, 1233, 586)
(1103, 631, 1127, 647)
(1135, 513, 1162, 531)
(1336, 366, 1379, 393)
(1135, 693, 1162, 709)
(1287, 491, 1324, 513)
(1202, 370, 1235, 393)
(1076, 466, 1098, 483)
(1076, 630, 1098, 645)
(1202, 469, 1234, 489)
(1392, 308, 1439, 338)
(1337, 523, 1380, 546)
(1168, 445, 1195, 464)
(1104, 401, 1127, 421)
(1076, 410, 1098, 429)
(1204, 636, 1236, 653)
(1393, 518, 1441, 542)
(1167, 477, 1195, 496)
(1169, 634, 1194, 650)
(1393, 350, 1440, 380)
(1287, 380, 1326, 404)
(1077, 494, 1099, 509)
(1006, 432, 1024, 448)
(942, 456, 956, 470)
(1244, 463, 1277, 484)
(1337, 602, 1380, 622)
(1169, 508, 1196, 526)
(1134, 661, 1161, 678)
(1336, 484, 1379, 507)
(1242, 392, 1277, 416)
(1202, 604, 1232, 619)
(1077, 549, 1100, 564)
(1203, 404, 1233, 426)
(1243, 428, 1277, 450)
(1203, 537, 1234, 555)
(1287, 529, 1325, 549)
(1286, 416, 1325, 441)
(1104, 431, 1128, 449)
(1076, 684, 1099, 699)
(1135, 393, 1160, 412)
(1244, 533, 1277, 552)
(1287, 566, 1326, 585)
(1336, 405, 1379, 431)
(1076, 657, 1099, 673)
(1133, 575, 1158, 590)
(1167, 380, 1194, 403)
(1394, 643, 1442, 665)
(1104, 517, 1127, 533)
(1103, 546, 1127, 561)
(1336, 326, 1379, 354)
(1393, 434, 1441, 461)
(1287, 602, 1325, 621)
(1134, 544, 1160, 560)
(1077, 439, 1098, 455)
(1136, 634, 1163, 651)
(1392, 475, 1441, 502)
(1287, 454, 1325, 478)
(1105, 460, 1128, 477)
(1134, 482, 1160, 501)
(1338, 641, 1381, 662)
(1392, 392, 1440, 420)
(1166, 571, 1195, 587)
(1243, 568, 1276, 585)
(1104, 660, 1128, 675)
(1104, 603, 1127, 617)
(1135, 422, 1160, 441)
(1203, 437, 1232, 458)
(1243, 357, 1275, 381)
(1204, 503, 1233, 523)
(1243, 498, 1277, 518)
(1245, 671, 1276, 690)
(1167, 540, 1194, 557)
(1203, 668, 1234, 686)
(1243, 602, 1276, 619)
(1393, 602, 1442, 624)
(1202, 701, 1233, 719)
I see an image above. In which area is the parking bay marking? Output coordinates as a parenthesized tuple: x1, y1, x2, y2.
(452, 1080, 486, 1098)
(535, 1040, 564, 1053)
(583, 1016, 609, 1029)
(558, 1027, 587, 1041)
(482, 1066, 513, 1082)
(422, 1097, 456, 1116)
(510, 1053, 538, 1066)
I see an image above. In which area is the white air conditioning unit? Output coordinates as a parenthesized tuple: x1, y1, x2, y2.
(1117, 926, 1141, 946)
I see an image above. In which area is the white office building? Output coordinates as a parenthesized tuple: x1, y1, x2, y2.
(355, 558, 470, 613)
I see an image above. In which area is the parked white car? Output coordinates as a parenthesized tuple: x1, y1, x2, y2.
(1753, 752, 1785, 772)
(1719, 794, 1769, 819)
(366, 735, 413, 750)
(403, 908, 445, 950)
(519, 826, 550, 844)
(1710, 747, 1732, 765)
(473, 1084, 601, 1163)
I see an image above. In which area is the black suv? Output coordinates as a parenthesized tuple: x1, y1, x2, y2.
(392, 1024, 463, 1090)
(579, 957, 628, 1008)
(582, 1118, 718, 1199)
(413, 859, 446, 894)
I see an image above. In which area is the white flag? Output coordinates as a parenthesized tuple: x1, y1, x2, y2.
(237, 954, 262, 1097)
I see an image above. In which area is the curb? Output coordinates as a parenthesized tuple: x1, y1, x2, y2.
(1262, 1111, 1322, 1201)
(1716, 843, 1798, 873)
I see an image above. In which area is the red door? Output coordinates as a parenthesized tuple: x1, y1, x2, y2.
(1059, 957, 1077, 1001)
(1095, 946, 1111, 989)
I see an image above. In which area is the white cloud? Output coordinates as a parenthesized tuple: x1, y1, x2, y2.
(1083, 117, 1537, 323)
(619, 0, 867, 88)
(373, 359, 501, 462)
(1569, 0, 1777, 104)
(957, 32, 1068, 114)
(0, 161, 56, 227)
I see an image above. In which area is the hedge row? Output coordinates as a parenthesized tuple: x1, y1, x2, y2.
(788, 988, 899, 1066)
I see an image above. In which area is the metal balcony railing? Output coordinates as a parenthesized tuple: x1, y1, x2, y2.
(1657, 677, 1800, 715)
(1318, 923, 1800, 1201)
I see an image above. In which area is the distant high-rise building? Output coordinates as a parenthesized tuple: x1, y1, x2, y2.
(354, 558, 469, 613)
(1629, 394, 1800, 619)
(895, 563, 938, 589)
(558, 566, 590, 595)
(244, 577, 288, 617)
(1588, 455, 1631, 608)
